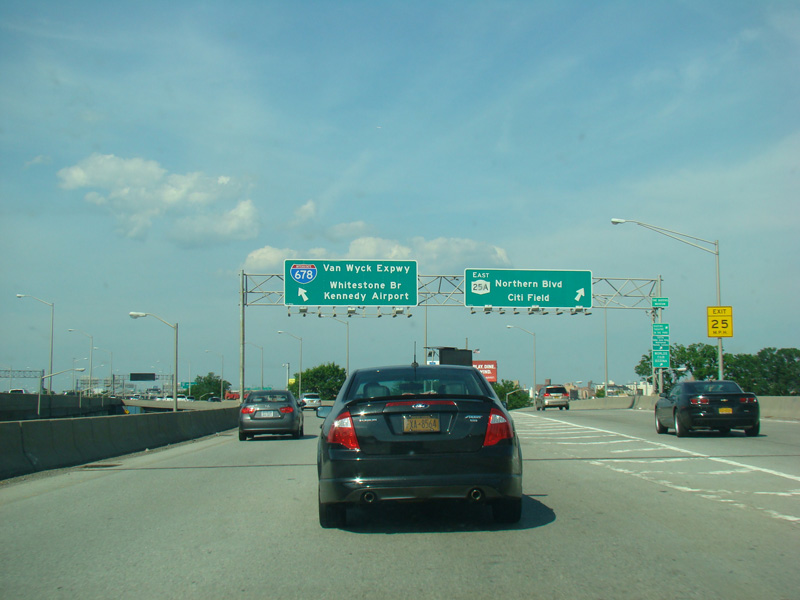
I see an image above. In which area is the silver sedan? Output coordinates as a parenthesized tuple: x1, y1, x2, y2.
(239, 390, 304, 440)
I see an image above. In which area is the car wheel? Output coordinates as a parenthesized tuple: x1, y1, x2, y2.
(559, 406, 564, 410)
(655, 411, 668, 434)
(492, 497, 522, 524)
(293, 425, 302, 439)
(238, 430, 247, 441)
(745, 422, 760, 437)
(718, 427, 730, 436)
(541, 406, 546, 411)
(319, 500, 346, 528)
(565, 404, 570, 411)
(674, 411, 689, 438)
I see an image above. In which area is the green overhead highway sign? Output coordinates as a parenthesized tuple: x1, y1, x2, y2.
(284, 260, 418, 306)
(464, 269, 592, 309)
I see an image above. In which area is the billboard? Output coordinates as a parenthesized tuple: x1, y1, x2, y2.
(473, 361, 497, 383)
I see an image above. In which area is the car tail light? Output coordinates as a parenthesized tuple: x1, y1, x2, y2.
(739, 397, 757, 404)
(241, 405, 256, 414)
(483, 408, 513, 447)
(690, 396, 710, 405)
(279, 406, 294, 414)
(327, 410, 360, 450)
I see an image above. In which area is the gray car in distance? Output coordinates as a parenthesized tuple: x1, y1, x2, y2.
(239, 390, 304, 440)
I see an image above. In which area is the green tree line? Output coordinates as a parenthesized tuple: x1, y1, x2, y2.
(635, 344, 800, 395)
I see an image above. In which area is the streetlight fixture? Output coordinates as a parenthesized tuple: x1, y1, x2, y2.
(94, 347, 113, 396)
(611, 218, 723, 379)
(246, 342, 264, 390)
(17, 294, 54, 391)
(130, 312, 179, 412)
(68, 329, 94, 396)
(282, 362, 291, 389)
(205, 350, 225, 400)
(319, 315, 349, 376)
(38, 367, 84, 416)
(278, 331, 303, 397)
(506, 325, 537, 397)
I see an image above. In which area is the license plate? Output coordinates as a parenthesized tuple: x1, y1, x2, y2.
(719, 407, 733, 414)
(403, 415, 440, 433)
(256, 410, 278, 419)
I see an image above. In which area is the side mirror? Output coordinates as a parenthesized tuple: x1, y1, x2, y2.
(316, 406, 332, 419)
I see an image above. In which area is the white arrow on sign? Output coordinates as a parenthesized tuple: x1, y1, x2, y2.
(298, 288, 308, 302)
(575, 288, 585, 302)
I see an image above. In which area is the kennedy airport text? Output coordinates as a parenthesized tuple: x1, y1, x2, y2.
(324, 280, 411, 303)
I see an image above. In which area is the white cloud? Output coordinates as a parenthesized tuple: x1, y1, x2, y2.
(291, 200, 317, 226)
(57, 153, 255, 242)
(243, 245, 298, 272)
(24, 155, 51, 168)
(174, 199, 260, 246)
(327, 220, 369, 240)
(409, 237, 511, 273)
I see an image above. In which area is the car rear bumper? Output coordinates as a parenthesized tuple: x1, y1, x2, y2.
(679, 408, 759, 430)
(319, 472, 522, 504)
(543, 399, 568, 407)
(318, 446, 522, 504)
(239, 417, 301, 435)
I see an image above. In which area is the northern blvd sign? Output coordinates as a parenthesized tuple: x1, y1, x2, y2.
(284, 260, 418, 306)
(464, 269, 592, 309)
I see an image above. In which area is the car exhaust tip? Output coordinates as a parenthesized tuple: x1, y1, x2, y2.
(468, 488, 484, 502)
(361, 491, 377, 504)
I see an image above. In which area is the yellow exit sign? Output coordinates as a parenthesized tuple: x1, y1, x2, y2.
(707, 306, 733, 338)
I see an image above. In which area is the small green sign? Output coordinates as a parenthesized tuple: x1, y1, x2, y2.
(652, 323, 670, 336)
(652, 297, 669, 308)
(652, 350, 670, 369)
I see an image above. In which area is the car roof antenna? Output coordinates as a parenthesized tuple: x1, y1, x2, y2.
(411, 341, 419, 368)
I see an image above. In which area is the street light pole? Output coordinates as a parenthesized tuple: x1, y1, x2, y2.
(320, 316, 350, 376)
(278, 331, 303, 397)
(506, 325, 536, 397)
(612, 218, 723, 379)
(17, 294, 54, 392)
(38, 367, 84, 416)
(95, 347, 113, 396)
(130, 312, 179, 411)
(68, 329, 93, 395)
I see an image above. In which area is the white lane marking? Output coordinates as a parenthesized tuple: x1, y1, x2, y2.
(514, 412, 800, 484)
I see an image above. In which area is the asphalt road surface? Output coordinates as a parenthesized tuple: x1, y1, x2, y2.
(1, 408, 798, 599)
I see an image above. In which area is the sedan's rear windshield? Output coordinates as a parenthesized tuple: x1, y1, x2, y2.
(346, 366, 491, 401)
(247, 394, 291, 403)
(684, 381, 743, 394)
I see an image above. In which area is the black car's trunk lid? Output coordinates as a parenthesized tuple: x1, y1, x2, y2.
(347, 396, 494, 455)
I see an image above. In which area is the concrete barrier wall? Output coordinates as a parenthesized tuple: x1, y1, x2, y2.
(1, 408, 239, 480)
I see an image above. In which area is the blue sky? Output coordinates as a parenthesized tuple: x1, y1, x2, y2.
(2, 1, 798, 393)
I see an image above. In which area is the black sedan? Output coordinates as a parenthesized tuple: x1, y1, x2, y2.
(239, 390, 304, 440)
(654, 380, 760, 437)
(316, 364, 523, 528)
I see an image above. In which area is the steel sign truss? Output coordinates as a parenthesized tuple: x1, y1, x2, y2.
(242, 273, 660, 312)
